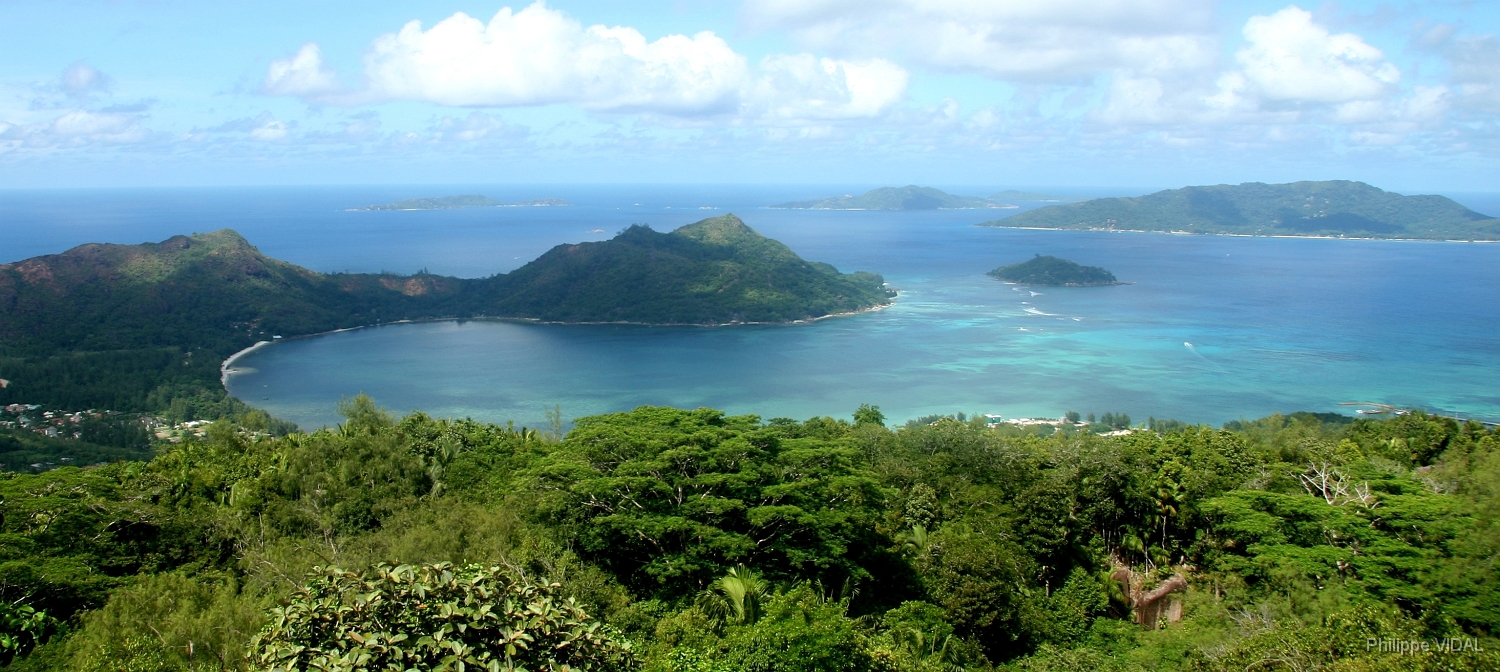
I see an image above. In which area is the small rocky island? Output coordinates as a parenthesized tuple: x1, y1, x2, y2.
(988, 255, 1120, 286)
(353, 195, 570, 211)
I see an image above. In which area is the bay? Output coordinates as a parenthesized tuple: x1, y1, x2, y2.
(4, 186, 1498, 430)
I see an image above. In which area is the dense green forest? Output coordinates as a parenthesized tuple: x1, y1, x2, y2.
(1, 400, 1494, 670)
(490, 216, 892, 324)
(774, 186, 1009, 210)
(988, 256, 1120, 286)
(0, 217, 888, 413)
(980, 181, 1500, 240)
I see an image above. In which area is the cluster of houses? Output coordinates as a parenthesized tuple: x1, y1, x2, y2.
(982, 413, 1140, 437)
(1, 404, 164, 439)
(2, 403, 270, 447)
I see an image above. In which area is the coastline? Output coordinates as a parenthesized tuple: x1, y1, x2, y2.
(221, 340, 272, 386)
(218, 298, 898, 390)
(978, 224, 1500, 243)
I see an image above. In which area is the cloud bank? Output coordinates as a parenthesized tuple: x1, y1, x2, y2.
(264, 2, 908, 124)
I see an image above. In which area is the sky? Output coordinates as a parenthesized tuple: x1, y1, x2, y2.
(1, 0, 1498, 191)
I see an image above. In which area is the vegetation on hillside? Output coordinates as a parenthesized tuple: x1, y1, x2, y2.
(488, 215, 892, 324)
(979, 180, 1500, 240)
(988, 255, 1120, 286)
(774, 186, 1010, 210)
(0, 217, 888, 412)
(0, 399, 1495, 670)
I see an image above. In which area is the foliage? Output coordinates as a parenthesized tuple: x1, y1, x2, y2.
(0, 402, 1496, 671)
(489, 215, 892, 324)
(249, 562, 636, 672)
(980, 180, 1500, 239)
(987, 255, 1119, 286)
(533, 406, 893, 598)
(0, 601, 61, 665)
(59, 572, 267, 672)
(717, 585, 874, 672)
(0, 219, 889, 413)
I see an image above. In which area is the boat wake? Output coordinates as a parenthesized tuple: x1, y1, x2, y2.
(1184, 341, 1229, 373)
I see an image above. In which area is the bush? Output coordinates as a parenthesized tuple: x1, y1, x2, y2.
(719, 585, 874, 672)
(60, 572, 267, 672)
(250, 562, 636, 672)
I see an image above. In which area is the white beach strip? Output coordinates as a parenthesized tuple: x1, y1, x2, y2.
(221, 341, 272, 386)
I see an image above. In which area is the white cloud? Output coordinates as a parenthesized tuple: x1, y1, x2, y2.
(264, 2, 908, 125)
(49, 110, 140, 139)
(263, 43, 341, 99)
(0, 110, 148, 149)
(193, 111, 294, 142)
(741, 0, 1217, 82)
(61, 62, 110, 95)
(362, 3, 748, 114)
(1446, 35, 1500, 114)
(1231, 6, 1398, 104)
(1095, 5, 1426, 133)
(746, 55, 908, 122)
(429, 112, 526, 142)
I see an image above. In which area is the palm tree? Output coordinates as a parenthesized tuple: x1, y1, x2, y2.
(697, 566, 770, 626)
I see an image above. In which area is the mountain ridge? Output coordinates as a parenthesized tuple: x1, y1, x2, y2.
(978, 180, 1500, 240)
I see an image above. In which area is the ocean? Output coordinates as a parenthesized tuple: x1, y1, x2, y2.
(5, 185, 1499, 430)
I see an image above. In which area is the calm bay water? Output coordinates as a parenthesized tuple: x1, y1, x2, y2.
(5, 185, 1499, 429)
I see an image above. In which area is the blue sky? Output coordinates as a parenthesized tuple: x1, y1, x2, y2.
(1, 0, 1497, 191)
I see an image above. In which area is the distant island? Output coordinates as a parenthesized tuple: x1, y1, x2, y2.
(0, 216, 890, 413)
(773, 185, 1015, 210)
(353, 195, 571, 211)
(978, 180, 1500, 240)
(988, 255, 1120, 286)
(990, 190, 1085, 203)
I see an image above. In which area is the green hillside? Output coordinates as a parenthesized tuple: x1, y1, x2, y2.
(0, 218, 889, 411)
(0, 230, 470, 414)
(487, 214, 892, 324)
(979, 180, 1500, 240)
(988, 254, 1119, 286)
(774, 185, 1010, 210)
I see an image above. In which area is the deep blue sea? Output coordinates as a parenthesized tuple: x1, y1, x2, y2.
(4, 185, 1499, 430)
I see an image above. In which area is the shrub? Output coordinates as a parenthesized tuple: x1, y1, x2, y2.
(250, 562, 636, 672)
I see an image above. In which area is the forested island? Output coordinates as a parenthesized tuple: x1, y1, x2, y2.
(354, 195, 571, 210)
(773, 185, 1014, 210)
(979, 180, 1500, 240)
(0, 216, 890, 417)
(989, 255, 1121, 286)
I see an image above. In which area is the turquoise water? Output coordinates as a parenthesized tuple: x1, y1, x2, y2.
(4, 186, 1497, 430)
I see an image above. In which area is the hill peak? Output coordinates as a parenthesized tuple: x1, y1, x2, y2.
(671, 214, 758, 246)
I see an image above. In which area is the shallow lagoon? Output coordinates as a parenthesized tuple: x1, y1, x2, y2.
(5, 185, 1497, 430)
(208, 189, 1500, 430)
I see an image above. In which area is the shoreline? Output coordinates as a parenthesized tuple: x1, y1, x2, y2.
(979, 224, 1500, 244)
(221, 340, 272, 386)
(218, 298, 897, 389)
